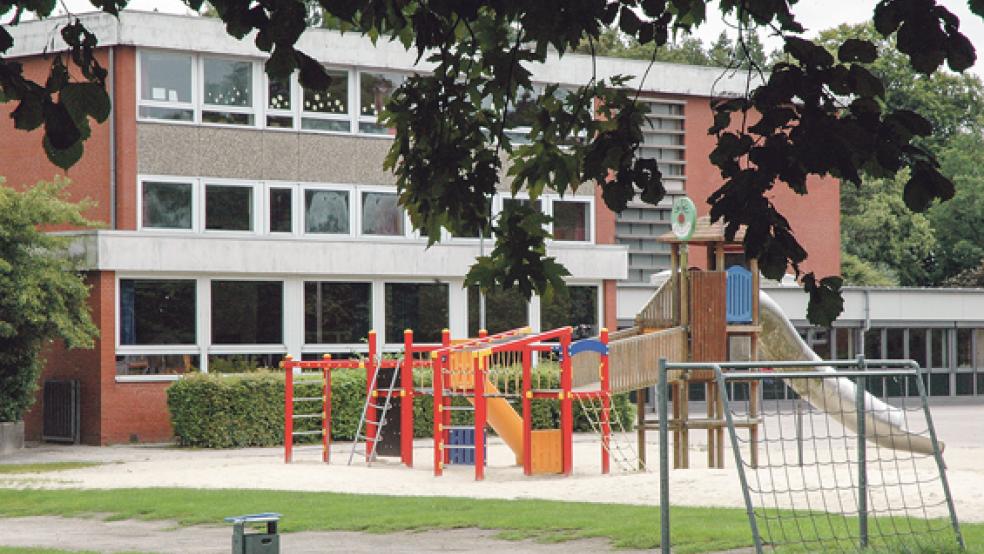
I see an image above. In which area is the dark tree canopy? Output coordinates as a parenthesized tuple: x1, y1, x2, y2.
(3, 0, 982, 326)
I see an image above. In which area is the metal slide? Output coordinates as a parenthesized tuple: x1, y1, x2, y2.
(757, 290, 936, 454)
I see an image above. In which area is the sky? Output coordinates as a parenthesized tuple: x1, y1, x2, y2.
(54, 0, 984, 76)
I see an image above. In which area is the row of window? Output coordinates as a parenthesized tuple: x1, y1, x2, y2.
(116, 278, 599, 376)
(139, 177, 593, 241)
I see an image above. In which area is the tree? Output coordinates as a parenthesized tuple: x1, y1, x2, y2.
(0, 178, 99, 422)
(927, 132, 984, 282)
(840, 253, 895, 287)
(2, 0, 981, 326)
(575, 27, 713, 66)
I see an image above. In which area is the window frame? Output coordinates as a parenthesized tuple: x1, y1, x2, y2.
(199, 55, 261, 128)
(300, 66, 355, 134)
(303, 280, 374, 348)
(264, 71, 298, 131)
(200, 179, 261, 235)
(136, 49, 197, 124)
(265, 182, 298, 235)
(356, 69, 407, 137)
(382, 280, 452, 346)
(209, 278, 287, 348)
(546, 195, 594, 244)
(301, 183, 355, 237)
(137, 176, 199, 232)
(357, 184, 412, 239)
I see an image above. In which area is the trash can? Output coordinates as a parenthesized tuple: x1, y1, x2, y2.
(225, 512, 281, 554)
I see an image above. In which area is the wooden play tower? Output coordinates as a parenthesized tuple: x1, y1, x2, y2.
(634, 215, 763, 469)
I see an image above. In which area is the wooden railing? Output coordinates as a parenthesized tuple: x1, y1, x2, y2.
(634, 278, 677, 329)
(572, 327, 688, 392)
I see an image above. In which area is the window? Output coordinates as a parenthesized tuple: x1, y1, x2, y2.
(305, 282, 372, 344)
(909, 328, 927, 366)
(361, 191, 404, 236)
(267, 74, 294, 128)
(468, 286, 528, 336)
(205, 184, 254, 231)
(552, 200, 590, 241)
(864, 328, 882, 360)
(142, 181, 193, 230)
(211, 281, 284, 344)
(139, 51, 193, 121)
(302, 69, 350, 132)
(269, 188, 293, 233)
(957, 328, 973, 368)
(358, 71, 404, 135)
(385, 283, 449, 343)
(119, 279, 196, 345)
(116, 354, 199, 376)
(202, 57, 254, 125)
(541, 285, 599, 337)
(930, 329, 948, 368)
(305, 189, 350, 234)
(207, 354, 284, 373)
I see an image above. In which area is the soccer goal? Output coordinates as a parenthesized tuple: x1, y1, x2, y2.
(658, 358, 964, 554)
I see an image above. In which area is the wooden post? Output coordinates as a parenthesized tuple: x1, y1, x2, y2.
(750, 258, 760, 325)
(636, 387, 647, 470)
(670, 243, 681, 325)
(714, 242, 725, 271)
(680, 246, 689, 327)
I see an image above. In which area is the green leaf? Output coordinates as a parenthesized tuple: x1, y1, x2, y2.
(837, 38, 877, 64)
(903, 164, 955, 212)
(43, 135, 84, 170)
(11, 96, 44, 131)
(945, 33, 976, 72)
(296, 51, 331, 91)
(803, 274, 844, 327)
(61, 82, 111, 123)
(971, 0, 984, 18)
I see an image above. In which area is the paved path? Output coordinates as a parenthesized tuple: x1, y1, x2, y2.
(0, 516, 646, 553)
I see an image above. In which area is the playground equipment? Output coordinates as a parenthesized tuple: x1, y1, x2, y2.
(283, 326, 628, 479)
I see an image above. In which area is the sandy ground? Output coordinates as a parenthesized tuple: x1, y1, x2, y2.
(0, 402, 981, 552)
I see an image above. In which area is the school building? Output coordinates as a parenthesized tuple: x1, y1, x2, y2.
(5, 11, 847, 445)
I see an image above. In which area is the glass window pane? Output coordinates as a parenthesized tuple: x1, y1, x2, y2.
(305, 190, 349, 234)
(468, 286, 528, 337)
(268, 75, 292, 111)
(206, 185, 253, 231)
(116, 354, 199, 376)
(541, 285, 598, 337)
(864, 329, 882, 360)
(956, 373, 974, 396)
(303, 69, 349, 114)
(930, 373, 950, 396)
(957, 329, 972, 368)
(553, 201, 590, 241)
(835, 328, 854, 359)
(301, 118, 351, 132)
(211, 281, 283, 344)
(119, 279, 196, 345)
(203, 58, 252, 107)
(138, 106, 193, 121)
(359, 72, 404, 117)
(811, 328, 831, 359)
(140, 51, 192, 103)
(885, 328, 904, 360)
(362, 192, 404, 236)
(385, 283, 449, 343)
(976, 330, 984, 368)
(931, 329, 948, 368)
(269, 188, 292, 233)
(909, 328, 927, 367)
(207, 354, 284, 374)
(304, 282, 372, 344)
(504, 87, 538, 129)
(142, 181, 192, 229)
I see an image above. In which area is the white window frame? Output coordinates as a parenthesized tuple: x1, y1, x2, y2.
(300, 66, 355, 134)
(381, 279, 452, 346)
(136, 49, 197, 124)
(301, 183, 355, 237)
(301, 279, 375, 351)
(264, 71, 298, 131)
(265, 182, 299, 235)
(137, 175, 199, 232)
(546, 195, 595, 244)
(114, 273, 202, 382)
(355, 69, 407, 137)
(200, 179, 261, 235)
(199, 55, 261, 128)
(357, 184, 411, 239)
(208, 277, 288, 350)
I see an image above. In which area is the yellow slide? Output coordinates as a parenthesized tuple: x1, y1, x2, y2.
(468, 379, 524, 464)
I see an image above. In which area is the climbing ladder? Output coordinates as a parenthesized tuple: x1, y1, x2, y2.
(348, 358, 401, 466)
(283, 356, 331, 463)
(575, 392, 643, 472)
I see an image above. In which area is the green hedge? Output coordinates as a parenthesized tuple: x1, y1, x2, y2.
(167, 370, 635, 448)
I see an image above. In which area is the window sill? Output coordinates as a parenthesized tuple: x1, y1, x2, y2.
(115, 374, 182, 383)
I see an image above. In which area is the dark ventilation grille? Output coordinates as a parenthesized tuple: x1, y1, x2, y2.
(42, 380, 80, 443)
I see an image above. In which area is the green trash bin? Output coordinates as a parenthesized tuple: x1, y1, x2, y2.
(225, 512, 281, 554)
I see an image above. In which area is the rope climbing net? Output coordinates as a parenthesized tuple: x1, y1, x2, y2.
(576, 392, 645, 472)
(717, 365, 963, 553)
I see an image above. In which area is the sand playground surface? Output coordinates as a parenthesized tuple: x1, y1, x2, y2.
(0, 402, 982, 524)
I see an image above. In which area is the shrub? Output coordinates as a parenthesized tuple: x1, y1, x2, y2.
(167, 369, 635, 448)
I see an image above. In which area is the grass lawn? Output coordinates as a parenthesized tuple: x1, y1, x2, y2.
(0, 488, 976, 553)
(0, 463, 101, 474)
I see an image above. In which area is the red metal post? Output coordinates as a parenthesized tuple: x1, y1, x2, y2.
(560, 329, 574, 475)
(323, 355, 332, 464)
(600, 328, 611, 474)
(366, 330, 377, 461)
(522, 347, 533, 476)
(284, 355, 294, 464)
(402, 329, 414, 467)
(474, 353, 486, 481)
(479, 329, 488, 339)
(433, 351, 444, 476)
(441, 329, 451, 466)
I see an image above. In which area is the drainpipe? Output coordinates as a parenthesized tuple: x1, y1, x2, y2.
(862, 289, 871, 332)
(108, 45, 117, 229)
